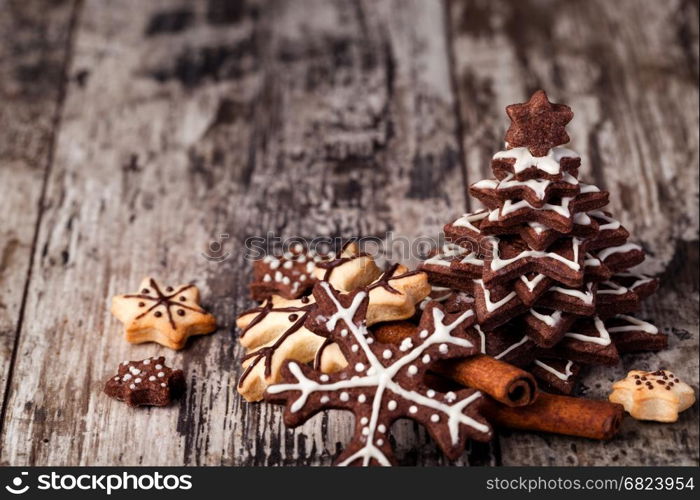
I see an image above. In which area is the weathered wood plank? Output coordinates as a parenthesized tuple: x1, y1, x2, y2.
(0, 0, 475, 466)
(0, 0, 77, 423)
(448, 0, 699, 465)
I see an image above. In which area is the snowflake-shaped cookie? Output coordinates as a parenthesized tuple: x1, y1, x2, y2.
(265, 282, 492, 466)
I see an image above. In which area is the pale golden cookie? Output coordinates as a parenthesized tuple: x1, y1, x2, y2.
(111, 277, 217, 350)
(236, 249, 431, 402)
(609, 369, 695, 422)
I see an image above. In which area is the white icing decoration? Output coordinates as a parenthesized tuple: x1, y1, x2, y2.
(143, 359, 151, 365)
(321, 396, 330, 404)
(267, 282, 487, 466)
(424, 243, 469, 267)
(597, 243, 642, 261)
(597, 281, 629, 295)
(361, 417, 369, 425)
(382, 350, 392, 360)
(474, 325, 486, 354)
(534, 359, 574, 381)
(529, 309, 563, 327)
(495, 172, 578, 201)
(490, 196, 573, 220)
(549, 282, 594, 304)
(399, 338, 413, 352)
(488, 237, 581, 272)
(588, 210, 620, 231)
(320, 374, 329, 382)
(607, 314, 658, 334)
(427, 389, 436, 398)
(579, 183, 600, 194)
(474, 279, 518, 312)
(451, 210, 489, 232)
(430, 414, 440, 423)
(155, 364, 163, 370)
(520, 273, 546, 292)
(494, 336, 530, 360)
(355, 363, 366, 373)
(445, 392, 457, 403)
(407, 365, 418, 375)
(493, 146, 579, 175)
(564, 316, 611, 346)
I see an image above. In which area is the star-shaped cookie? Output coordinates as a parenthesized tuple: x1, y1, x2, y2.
(111, 277, 217, 350)
(504, 89, 574, 156)
(609, 370, 695, 422)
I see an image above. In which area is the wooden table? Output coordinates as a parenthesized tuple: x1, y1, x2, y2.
(0, 0, 697, 466)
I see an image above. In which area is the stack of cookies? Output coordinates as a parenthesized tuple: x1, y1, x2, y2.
(419, 90, 667, 395)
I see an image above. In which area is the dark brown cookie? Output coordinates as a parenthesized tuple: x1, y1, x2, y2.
(473, 184, 608, 235)
(266, 284, 492, 466)
(504, 90, 574, 157)
(250, 245, 332, 301)
(481, 236, 586, 288)
(104, 357, 185, 407)
(606, 314, 668, 353)
(594, 242, 645, 273)
(470, 171, 580, 209)
(529, 358, 581, 395)
(595, 280, 640, 318)
(522, 308, 577, 348)
(552, 316, 620, 366)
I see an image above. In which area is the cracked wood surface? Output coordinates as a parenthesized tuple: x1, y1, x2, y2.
(0, 0, 697, 466)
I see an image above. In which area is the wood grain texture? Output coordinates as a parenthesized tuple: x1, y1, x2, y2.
(0, 0, 477, 466)
(0, 0, 77, 418)
(448, 0, 699, 465)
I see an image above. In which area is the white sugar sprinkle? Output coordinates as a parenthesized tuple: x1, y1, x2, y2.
(340, 329, 348, 337)
(155, 364, 163, 370)
(378, 424, 386, 433)
(129, 384, 136, 390)
(430, 414, 440, 423)
(387, 400, 397, 411)
(143, 359, 150, 365)
(439, 343, 448, 354)
(422, 354, 431, 364)
(362, 427, 369, 436)
(340, 392, 349, 401)
(355, 363, 365, 372)
(263, 274, 271, 282)
(427, 389, 436, 398)
(358, 394, 366, 403)
(382, 349, 392, 359)
(360, 417, 368, 425)
(134, 378, 142, 384)
(419, 329, 429, 339)
(157, 372, 165, 378)
(123, 374, 132, 381)
(114, 376, 120, 381)
(128, 366, 141, 376)
(407, 365, 418, 375)
(149, 376, 156, 382)
(366, 337, 374, 344)
(319, 374, 329, 382)
(351, 345, 359, 352)
(409, 405, 418, 414)
(376, 439, 384, 446)
(320, 396, 329, 404)
(160, 383, 166, 387)
(445, 391, 457, 402)
(283, 261, 293, 270)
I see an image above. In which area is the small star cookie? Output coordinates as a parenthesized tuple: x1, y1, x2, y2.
(609, 369, 695, 422)
(104, 357, 185, 407)
(111, 277, 217, 350)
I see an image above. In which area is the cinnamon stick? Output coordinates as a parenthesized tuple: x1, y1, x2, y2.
(435, 355, 537, 407)
(373, 321, 537, 407)
(481, 392, 624, 440)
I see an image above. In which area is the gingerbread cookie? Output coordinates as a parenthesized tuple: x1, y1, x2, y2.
(606, 314, 667, 353)
(503, 89, 574, 157)
(104, 357, 185, 407)
(266, 284, 492, 466)
(609, 370, 695, 422)
(111, 277, 217, 350)
(250, 244, 333, 301)
(553, 316, 619, 366)
(530, 358, 580, 395)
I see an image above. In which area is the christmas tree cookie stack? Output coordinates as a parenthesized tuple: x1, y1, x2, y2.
(420, 90, 667, 394)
